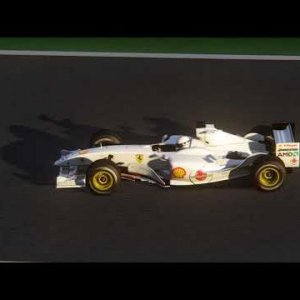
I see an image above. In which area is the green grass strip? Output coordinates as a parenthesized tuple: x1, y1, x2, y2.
(0, 38, 300, 55)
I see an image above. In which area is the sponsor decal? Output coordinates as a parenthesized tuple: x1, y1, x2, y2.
(291, 157, 298, 165)
(195, 170, 207, 181)
(277, 151, 299, 157)
(79, 149, 89, 154)
(279, 143, 298, 148)
(135, 154, 144, 163)
(172, 167, 186, 178)
(276, 143, 299, 167)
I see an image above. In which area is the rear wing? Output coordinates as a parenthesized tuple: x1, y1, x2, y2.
(273, 123, 299, 168)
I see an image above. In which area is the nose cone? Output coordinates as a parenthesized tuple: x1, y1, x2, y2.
(54, 159, 61, 166)
(54, 157, 66, 166)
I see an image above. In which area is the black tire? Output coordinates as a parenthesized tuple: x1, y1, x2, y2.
(246, 125, 275, 153)
(247, 125, 272, 137)
(86, 160, 121, 195)
(90, 131, 122, 147)
(252, 158, 286, 191)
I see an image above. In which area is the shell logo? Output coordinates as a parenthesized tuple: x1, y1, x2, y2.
(172, 167, 186, 178)
(195, 170, 207, 181)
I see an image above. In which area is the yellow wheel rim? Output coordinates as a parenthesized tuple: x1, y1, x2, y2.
(258, 166, 281, 187)
(91, 170, 114, 191)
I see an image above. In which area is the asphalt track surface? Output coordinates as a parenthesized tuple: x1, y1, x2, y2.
(0, 55, 300, 262)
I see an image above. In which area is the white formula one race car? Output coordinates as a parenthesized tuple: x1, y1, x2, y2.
(54, 122, 299, 194)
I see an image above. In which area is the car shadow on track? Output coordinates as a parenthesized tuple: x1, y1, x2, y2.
(0, 122, 89, 185)
(0, 114, 252, 189)
(0, 115, 190, 186)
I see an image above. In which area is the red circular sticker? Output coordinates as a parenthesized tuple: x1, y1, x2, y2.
(195, 170, 207, 181)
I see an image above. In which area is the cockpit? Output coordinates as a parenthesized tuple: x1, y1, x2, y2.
(151, 135, 202, 152)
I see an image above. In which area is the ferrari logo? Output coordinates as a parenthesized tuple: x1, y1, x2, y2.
(135, 154, 144, 163)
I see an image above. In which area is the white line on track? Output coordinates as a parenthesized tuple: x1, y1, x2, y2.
(0, 261, 32, 263)
(1, 50, 300, 60)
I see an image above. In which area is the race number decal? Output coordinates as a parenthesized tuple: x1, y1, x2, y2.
(276, 143, 299, 167)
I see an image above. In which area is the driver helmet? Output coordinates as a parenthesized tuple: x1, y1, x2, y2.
(177, 136, 191, 149)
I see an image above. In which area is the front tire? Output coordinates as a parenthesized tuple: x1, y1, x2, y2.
(252, 158, 286, 191)
(86, 160, 121, 195)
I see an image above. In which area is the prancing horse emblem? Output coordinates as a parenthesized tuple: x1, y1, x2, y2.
(135, 154, 144, 163)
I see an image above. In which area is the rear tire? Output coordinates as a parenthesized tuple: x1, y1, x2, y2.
(246, 125, 275, 153)
(90, 131, 122, 147)
(247, 125, 272, 137)
(86, 160, 121, 195)
(252, 158, 286, 191)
